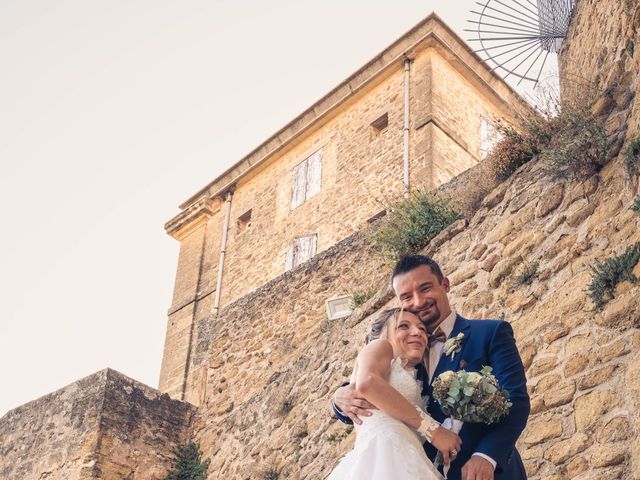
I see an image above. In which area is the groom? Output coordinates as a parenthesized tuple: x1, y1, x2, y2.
(333, 255, 530, 480)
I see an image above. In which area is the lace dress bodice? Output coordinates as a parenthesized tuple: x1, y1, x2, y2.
(328, 358, 442, 479)
(350, 357, 426, 440)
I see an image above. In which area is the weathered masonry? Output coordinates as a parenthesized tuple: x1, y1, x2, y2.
(159, 13, 532, 399)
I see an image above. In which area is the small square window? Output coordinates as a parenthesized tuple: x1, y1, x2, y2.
(480, 117, 503, 158)
(370, 113, 389, 138)
(237, 209, 252, 234)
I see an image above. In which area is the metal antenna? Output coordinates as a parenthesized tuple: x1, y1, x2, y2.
(467, 0, 575, 86)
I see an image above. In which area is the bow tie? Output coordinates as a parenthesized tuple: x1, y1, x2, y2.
(428, 327, 447, 346)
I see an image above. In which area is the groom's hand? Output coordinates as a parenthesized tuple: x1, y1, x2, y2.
(334, 384, 375, 425)
(461, 456, 494, 480)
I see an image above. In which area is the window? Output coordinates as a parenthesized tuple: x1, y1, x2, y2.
(285, 234, 317, 271)
(236, 209, 252, 234)
(291, 148, 322, 209)
(480, 118, 502, 158)
(370, 113, 389, 138)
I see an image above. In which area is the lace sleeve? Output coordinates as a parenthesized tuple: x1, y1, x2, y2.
(415, 406, 440, 442)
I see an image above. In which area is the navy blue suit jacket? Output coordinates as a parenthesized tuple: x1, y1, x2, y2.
(334, 315, 529, 480)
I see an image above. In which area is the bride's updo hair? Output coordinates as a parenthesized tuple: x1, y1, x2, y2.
(367, 307, 402, 344)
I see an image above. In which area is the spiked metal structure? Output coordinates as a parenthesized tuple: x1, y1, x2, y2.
(467, 0, 576, 86)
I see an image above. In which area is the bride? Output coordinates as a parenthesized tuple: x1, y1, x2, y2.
(327, 308, 461, 480)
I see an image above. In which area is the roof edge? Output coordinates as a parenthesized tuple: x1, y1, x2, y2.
(175, 12, 532, 213)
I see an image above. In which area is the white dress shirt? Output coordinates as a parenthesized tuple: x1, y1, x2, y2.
(428, 309, 497, 471)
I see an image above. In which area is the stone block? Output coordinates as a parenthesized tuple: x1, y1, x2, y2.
(566, 455, 588, 477)
(449, 263, 478, 285)
(565, 354, 589, 377)
(489, 255, 522, 287)
(591, 94, 616, 117)
(462, 290, 494, 314)
(566, 200, 596, 228)
(565, 334, 594, 356)
(524, 460, 540, 477)
(544, 381, 576, 408)
(544, 214, 566, 234)
(590, 443, 626, 468)
(597, 291, 640, 329)
(467, 242, 487, 261)
(542, 324, 570, 344)
(543, 433, 592, 464)
(530, 395, 545, 415)
(537, 373, 562, 392)
(520, 343, 537, 370)
(481, 253, 501, 272)
(577, 365, 618, 391)
(485, 218, 514, 244)
(529, 356, 559, 377)
(523, 419, 564, 446)
(575, 390, 620, 431)
(520, 443, 545, 461)
(503, 230, 544, 258)
(482, 183, 507, 209)
(536, 183, 565, 218)
(596, 416, 631, 443)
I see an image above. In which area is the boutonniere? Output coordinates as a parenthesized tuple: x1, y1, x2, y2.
(443, 333, 465, 359)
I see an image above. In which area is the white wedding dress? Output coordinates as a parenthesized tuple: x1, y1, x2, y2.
(327, 358, 443, 480)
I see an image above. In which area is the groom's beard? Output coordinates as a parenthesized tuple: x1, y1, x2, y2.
(414, 303, 443, 332)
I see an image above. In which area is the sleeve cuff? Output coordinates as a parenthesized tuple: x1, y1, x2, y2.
(472, 453, 497, 470)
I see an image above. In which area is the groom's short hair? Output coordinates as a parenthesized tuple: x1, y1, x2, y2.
(392, 254, 445, 282)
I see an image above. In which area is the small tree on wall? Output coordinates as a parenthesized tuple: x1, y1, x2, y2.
(164, 442, 210, 480)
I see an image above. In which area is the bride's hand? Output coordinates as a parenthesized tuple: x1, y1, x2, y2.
(334, 384, 376, 425)
(430, 426, 462, 465)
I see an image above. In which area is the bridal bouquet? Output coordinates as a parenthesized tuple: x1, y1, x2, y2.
(432, 366, 511, 476)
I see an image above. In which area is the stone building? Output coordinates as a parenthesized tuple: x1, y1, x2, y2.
(160, 13, 532, 401)
(3, 2, 640, 478)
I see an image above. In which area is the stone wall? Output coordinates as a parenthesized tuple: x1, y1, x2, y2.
(186, 135, 640, 479)
(0, 369, 195, 479)
(159, 18, 530, 397)
(560, 0, 640, 144)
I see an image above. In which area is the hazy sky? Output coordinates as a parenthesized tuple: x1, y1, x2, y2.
(0, 0, 555, 416)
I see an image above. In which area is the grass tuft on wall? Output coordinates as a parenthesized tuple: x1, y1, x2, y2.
(587, 242, 640, 309)
(370, 191, 458, 262)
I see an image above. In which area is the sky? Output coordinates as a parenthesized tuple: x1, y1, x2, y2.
(0, 0, 557, 416)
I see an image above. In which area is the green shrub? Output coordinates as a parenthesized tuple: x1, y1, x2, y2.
(495, 93, 608, 179)
(624, 136, 640, 177)
(350, 287, 377, 309)
(632, 197, 640, 213)
(487, 124, 536, 181)
(514, 262, 539, 287)
(587, 242, 640, 309)
(326, 426, 354, 443)
(541, 105, 608, 178)
(164, 442, 210, 480)
(261, 469, 279, 480)
(370, 191, 458, 261)
(279, 399, 293, 415)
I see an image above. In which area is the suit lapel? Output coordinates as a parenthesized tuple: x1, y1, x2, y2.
(430, 315, 471, 385)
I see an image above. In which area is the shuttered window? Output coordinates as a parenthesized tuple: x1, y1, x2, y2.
(285, 235, 317, 271)
(291, 149, 322, 209)
(480, 118, 502, 158)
